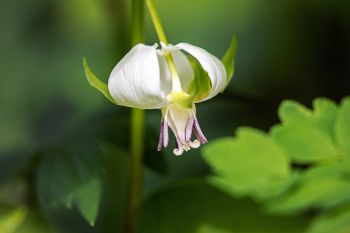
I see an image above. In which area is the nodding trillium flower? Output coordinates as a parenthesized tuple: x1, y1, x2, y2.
(83, 38, 237, 156)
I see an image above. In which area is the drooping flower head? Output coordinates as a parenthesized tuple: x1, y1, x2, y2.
(82, 0, 237, 156)
(107, 41, 235, 155)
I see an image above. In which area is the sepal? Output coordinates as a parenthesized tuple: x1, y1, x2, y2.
(221, 36, 238, 91)
(83, 58, 117, 105)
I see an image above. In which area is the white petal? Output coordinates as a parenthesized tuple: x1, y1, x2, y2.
(157, 52, 172, 97)
(175, 43, 227, 102)
(167, 104, 191, 144)
(158, 44, 195, 93)
(108, 43, 171, 109)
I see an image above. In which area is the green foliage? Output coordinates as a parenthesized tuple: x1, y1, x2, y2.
(274, 99, 339, 163)
(202, 96, 350, 233)
(271, 124, 337, 163)
(82, 58, 117, 105)
(202, 128, 291, 200)
(37, 141, 106, 226)
(140, 180, 309, 233)
(307, 204, 350, 233)
(268, 173, 350, 213)
(335, 97, 350, 155)
(221, 36, 238, 88)
(74, 178, 101, 226)
(278, 98, 338, 138)
(267, 157, 350, 214)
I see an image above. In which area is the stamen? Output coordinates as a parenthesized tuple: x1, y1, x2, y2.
(157, 122, 164, 151)
(173, 148, 184, 156)
(193, 117, 208, 144)
(188, 139, 200, 148)
(185, 117, 194, 142)
(163, 114, 169, 147)
(173, 137, 184, 156)
(183, 144, 190, 151)
(160, 104, 207, 155)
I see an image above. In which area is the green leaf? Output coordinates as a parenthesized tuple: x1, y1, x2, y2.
(278, 98, 338, 138)
(302, 159, 350, 182)
(268, 178, 350, 214)
(82, 58, 117, 105)
(221, 36, 238, 88)
(274, 98, 339, 163)
(202, 127, 291, 200)
(278, 100, 312, 125)
(37, 141, 106, 225)
(139, 180, 310, 233)
(75, 178, 101, 226)
(268, 162, 350, 214)
(312, 98, 338, 138)
(307, 205, 350, 233)
(0, 208, 27, 233)
(335, 96, 350, 155)
(271, 124, 338, 163)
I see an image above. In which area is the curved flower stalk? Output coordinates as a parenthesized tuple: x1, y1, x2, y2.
(83, 38, 237, 156)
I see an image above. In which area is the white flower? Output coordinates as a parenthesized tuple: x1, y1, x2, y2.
(107, 42, 228, 156)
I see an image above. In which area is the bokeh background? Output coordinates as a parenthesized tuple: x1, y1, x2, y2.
(0, 0, 350, 232)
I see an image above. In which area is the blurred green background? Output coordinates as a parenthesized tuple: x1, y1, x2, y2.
(0, 0, 350, 232)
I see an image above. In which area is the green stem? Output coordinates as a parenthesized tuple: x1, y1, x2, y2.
(145, 0, 183, 94)
(127, 109, 144, 233)
(145, 0, 168, 44)
(126, 0, 145, 232)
